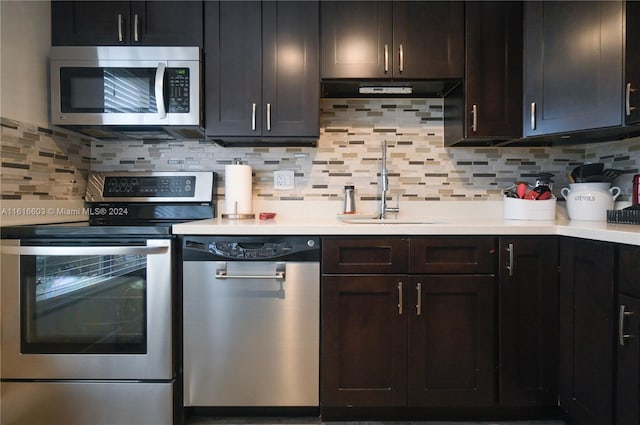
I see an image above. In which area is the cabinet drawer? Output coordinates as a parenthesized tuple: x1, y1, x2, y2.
(322, 237, 407, 274)
(409, 236, 497, 274)
(619, 244, 640, 297)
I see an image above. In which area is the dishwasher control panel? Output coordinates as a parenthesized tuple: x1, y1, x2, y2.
(209, 241, 293, 259)
(183, 236, 319, 261)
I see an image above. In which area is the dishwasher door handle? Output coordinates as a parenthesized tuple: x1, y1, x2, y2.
(215, 262, 286, 280)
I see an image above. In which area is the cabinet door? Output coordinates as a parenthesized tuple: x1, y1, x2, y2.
(617, 294, 640, 425)
(465, 1, 522, 139)
(130, 1, 202, 46)
(523, 1, 624, 136)
(499, 237, 558, 407)
(616, 244, 640, 425)
(392, 1, 464, 79)
(321, 275, 407, 406)
(322, 237, 408, 274)
(52, 1, 131, 45)
(407, 275, 495, 406)
(262, 1, 319, 137)
(204, 1, 262, 137)
(626, 0, 640, 125)
(320, 1, 392, 78)
(559, 238, 614, 425)
(409, 236, 496, 275)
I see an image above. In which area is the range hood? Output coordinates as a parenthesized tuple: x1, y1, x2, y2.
(321, 79, 461, 98)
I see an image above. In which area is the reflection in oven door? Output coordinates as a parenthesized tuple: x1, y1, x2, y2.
(0, 238, 174, 425)
(23, 253, 147, 354)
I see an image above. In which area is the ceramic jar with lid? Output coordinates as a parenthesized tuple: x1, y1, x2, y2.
(560, 183, 621, 221)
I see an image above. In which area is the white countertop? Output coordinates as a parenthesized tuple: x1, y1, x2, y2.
(172, 200, 640, 246)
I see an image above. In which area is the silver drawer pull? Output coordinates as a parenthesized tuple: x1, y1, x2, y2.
(619, 304, 633, 346)
(215, 262, 285, 280)
(626, 82, 637, 116)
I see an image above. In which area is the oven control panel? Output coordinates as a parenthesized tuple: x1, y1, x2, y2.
(85, 171, 215, 203)
(103, 176, 195, 197)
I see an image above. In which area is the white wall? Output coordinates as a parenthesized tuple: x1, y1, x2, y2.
(0, 0, 50, 126)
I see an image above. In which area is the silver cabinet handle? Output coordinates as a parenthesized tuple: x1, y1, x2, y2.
(471, 104, 478, 132)
(505, 243, 514, 276)
(134, 13, 139, 43)
(416, 282, 422, 316)
(117, 13, 124, 43)
(399, 44, 404, 73)
(251, 103, 257, 131)
(155, 63, 167, 119)
(384, 44, 389, 73)
(531, 102, 537, 130)
(619, 304, 633, 346)
(215, 262, 285, 280)
(398, 281, 403, 315)
(626, 82, 637, 116)
(1, 245, 168, 256)
(266, 103, 271, 131)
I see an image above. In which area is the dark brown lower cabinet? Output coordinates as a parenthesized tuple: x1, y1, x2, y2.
(617, 294, 640, 425)
(321, 274, 408, 406)
(321, 236, 497, 409)
(616, 244, 640, 425)
(408, 275, 495, 406)
(559, 238, 615, 425)
(499, 237, 559, 407)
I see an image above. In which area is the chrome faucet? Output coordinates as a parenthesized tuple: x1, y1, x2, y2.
(379, 140, 399, 219)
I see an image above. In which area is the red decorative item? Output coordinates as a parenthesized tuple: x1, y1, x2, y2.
(259, 212, 276, 220)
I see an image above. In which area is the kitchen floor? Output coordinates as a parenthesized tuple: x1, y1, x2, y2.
(186, 418, 567, 425)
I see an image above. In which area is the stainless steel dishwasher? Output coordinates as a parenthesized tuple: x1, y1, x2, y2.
(182, 236, 320, 407)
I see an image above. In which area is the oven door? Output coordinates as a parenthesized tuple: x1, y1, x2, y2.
(0, 239, 173, 380)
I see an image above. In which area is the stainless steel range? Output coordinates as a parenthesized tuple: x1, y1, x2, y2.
(0, 171, 215, 425)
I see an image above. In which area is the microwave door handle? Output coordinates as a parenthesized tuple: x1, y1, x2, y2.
(0, 245, 168, 256)
(155, 63, 167, 119)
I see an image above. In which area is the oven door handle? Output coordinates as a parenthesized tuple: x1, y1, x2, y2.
(1, 245, 168, 256)
(215, 262, 286, 280)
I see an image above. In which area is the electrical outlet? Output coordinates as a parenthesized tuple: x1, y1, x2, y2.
(274, 170, 295, 190)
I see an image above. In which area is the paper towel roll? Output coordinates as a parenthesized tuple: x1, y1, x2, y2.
(224, 164, 253, 215)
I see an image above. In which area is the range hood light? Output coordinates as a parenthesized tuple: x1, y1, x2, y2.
(358, 86, 413, 95)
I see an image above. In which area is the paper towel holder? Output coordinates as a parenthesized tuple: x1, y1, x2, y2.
(221, 159, 256, 220)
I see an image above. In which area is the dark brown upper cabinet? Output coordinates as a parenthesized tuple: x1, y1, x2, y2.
(51, 1, 203, 46)
(522, 1, 640, 142)
(444, 1, 523, 147)
(321, 1, 463, 80)
(204, 1, 319, 145)
(625, 0, 640, 125)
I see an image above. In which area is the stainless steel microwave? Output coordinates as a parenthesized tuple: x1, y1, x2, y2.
(50, 46, 203, 140)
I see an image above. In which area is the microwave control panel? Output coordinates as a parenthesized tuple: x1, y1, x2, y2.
(167, 68, 190, 113)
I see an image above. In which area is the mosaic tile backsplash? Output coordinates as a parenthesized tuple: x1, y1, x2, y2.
(0, 117, 90, 200)
(2, 98, 639, 202)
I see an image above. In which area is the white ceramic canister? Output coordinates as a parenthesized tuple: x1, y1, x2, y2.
(560, 183, 621, 221)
